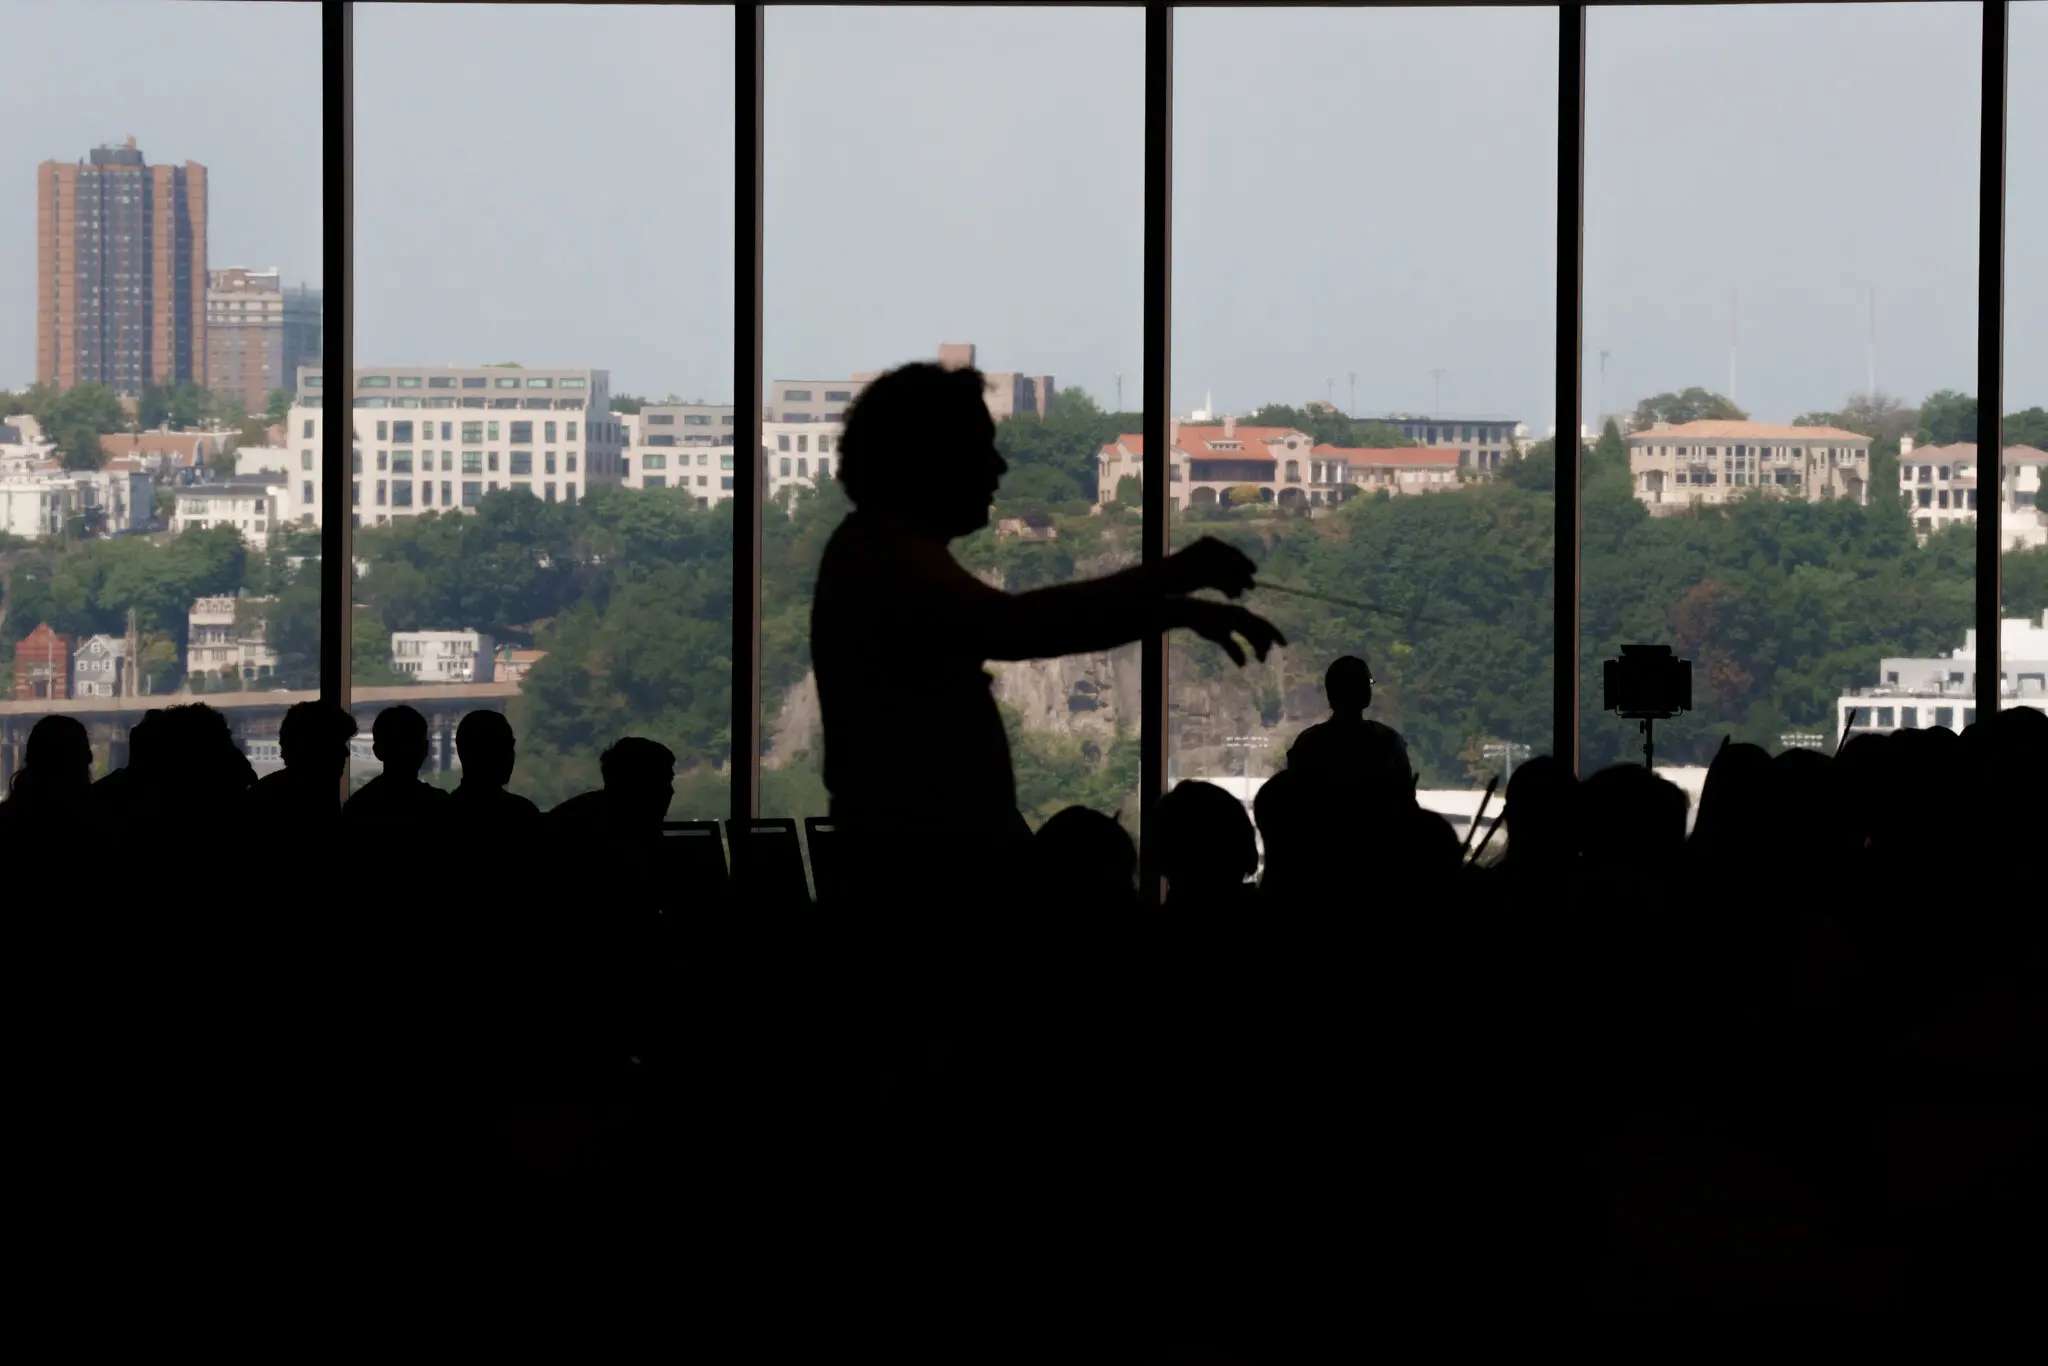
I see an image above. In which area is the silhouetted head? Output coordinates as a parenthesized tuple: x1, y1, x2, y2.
(1771, 747, 1853, 863)
(371, 705, 431, 779)
(1159, 780, 1259, 900)
(152, 704, 251, 799)
(1580, 763, 1687, 871)
(1034, 806, 1138, 907)
(1691, 740, 1773, 854)
(1501, 753, 1576, 867)
(838, 361, 1006, 539)
(1325, 655, 1373, 716)
(279, 701, 357, 778)
(456, 710, 516, 789)
(126, 710, 165, 772)
(600, 736, 676, 827)
(13, 714, 92, 803)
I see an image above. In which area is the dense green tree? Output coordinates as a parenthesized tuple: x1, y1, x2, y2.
(992, 462, 1086, 516)
(137, 384, 173, 432)
(610, 394, 647, 415)
(265, 579, 321, 689)
(1915, 389, 1977, 446)
(2006, 546, 2048, 621)
(2, 381, 62, 422)
(43, 382, 126, 469)
(1628, 387, 1747, 432)
(264, 388, 294, 426)
(2003, 407, 2048, 450)
(1793, 390, 1919, 444)
(992, 387, 1138, 502)
(1500, 438, 1556, 493)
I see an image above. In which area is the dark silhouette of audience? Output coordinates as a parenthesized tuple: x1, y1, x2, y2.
(545, 736, 676, 839)
(4, 611, 2042, 1329)
(245, 699, 356, 834)
(341, 704, 452, 829)
(1031, 804, 1137, 915)
(449, 709, 541, 834)
(1157, 779, 1259, 912)
(0, 714, 93, 837)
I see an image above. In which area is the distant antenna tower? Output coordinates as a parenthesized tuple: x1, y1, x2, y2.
(1728, 288, 1738, 406)
(1868, 285, 1878, 400)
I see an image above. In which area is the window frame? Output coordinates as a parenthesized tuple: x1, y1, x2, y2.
(318, 2, 2013, 905)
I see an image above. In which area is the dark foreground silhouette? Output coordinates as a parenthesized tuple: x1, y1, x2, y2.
(5, 697, 2041, 1338)
(1, 367, 2037, 1340)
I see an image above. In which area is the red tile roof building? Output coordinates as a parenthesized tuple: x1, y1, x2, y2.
(1098, 416, 1466, 510)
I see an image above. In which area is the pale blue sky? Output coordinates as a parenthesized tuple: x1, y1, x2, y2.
(4, 3, 2043, 429)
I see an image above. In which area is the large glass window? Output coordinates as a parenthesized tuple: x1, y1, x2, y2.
(1585, 3, 1977, 770)
(2006, 3, 2048, 711)
(1171, 6, 1556, 846)
(353, 3, 733, 810)
(0, 0, 320, 776)
(761, 6, 1143, 824)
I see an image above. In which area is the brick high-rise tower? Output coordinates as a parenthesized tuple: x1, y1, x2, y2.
(36, 137, 208, 396)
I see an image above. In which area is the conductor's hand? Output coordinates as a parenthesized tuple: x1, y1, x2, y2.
(1160, 536, 1257, 600)
(1177, 599, 1286, 667)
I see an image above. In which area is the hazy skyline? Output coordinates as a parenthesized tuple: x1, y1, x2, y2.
(5, 3, 2043, 429)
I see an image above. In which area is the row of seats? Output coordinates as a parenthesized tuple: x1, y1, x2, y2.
(662, 816, 843, 909)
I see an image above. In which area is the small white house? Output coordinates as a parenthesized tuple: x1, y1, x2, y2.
(187, 594, 279, 683)
(72, 634, 132, 699)
(175, 480, 284, 549)
(391, 629, 495, 683)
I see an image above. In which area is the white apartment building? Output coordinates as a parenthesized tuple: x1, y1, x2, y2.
(174, 479, 284, 549)
(625, 443, 738, 502)
(764, 420, 839, 503)
(1629, 420, 1872, 512)
(0, 465, 152, 539)
(235, 446, 292, 479)
(1835, 611, 2048, 739)
(621, 402, 741, 506)
(0, 435, 55, 474)
(0, 478, 71, 538)
(390, 629, 496, 683)
(66, 463, 154, 535)
(1896, 438, 2048, 549)
(186, 594, 280, 683)
(286, 364, 627, 529)
(639, 403, 736, 447)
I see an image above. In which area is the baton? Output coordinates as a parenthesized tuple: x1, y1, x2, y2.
(1253, 579, 1446, 626)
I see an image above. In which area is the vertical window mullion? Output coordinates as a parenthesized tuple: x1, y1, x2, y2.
(321, 2, 353, 719)
(1977, 1, 2007, 704)
(1139, 4, 1172, 906)
(1556, 4, 1586, 773)
(735, 4, 763, 823)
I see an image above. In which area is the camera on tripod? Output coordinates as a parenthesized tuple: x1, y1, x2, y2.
(1602, 644, 1692, 767)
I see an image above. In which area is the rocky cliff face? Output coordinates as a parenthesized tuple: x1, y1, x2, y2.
(763, 558, 1336, 778)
